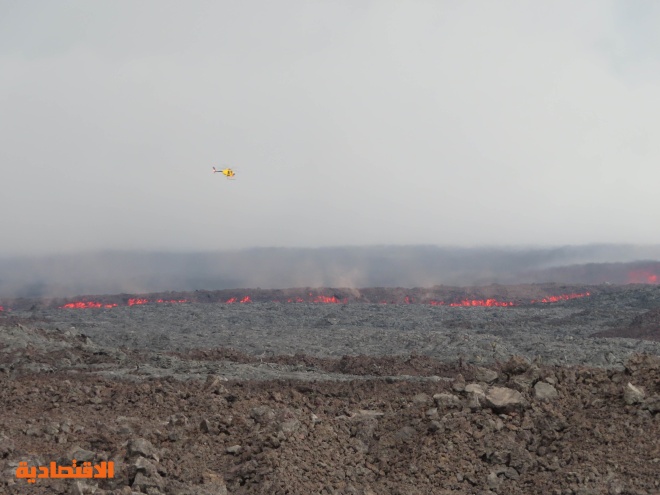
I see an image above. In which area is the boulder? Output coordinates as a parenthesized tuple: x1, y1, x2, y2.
(452, 374, 466, 392)
(474, 367, 499, 384)
(464, 383, 486, 397)
(533, 382, 558, 401)
(501, 356, 530, 375)
(433, 393, 461, 409)
(127, 438, 159, 462)
(483, 387, 527, 412)
(623, 383, 645, 405)
(510, 365, 541, 390)
(464, 383, 486, 410)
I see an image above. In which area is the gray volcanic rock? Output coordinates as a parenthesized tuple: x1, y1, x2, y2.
(433, 393, 461, 409)
(9, 283, 659, 371)
(623, 382, 645, 405)
(1, 284, 660, 494)
(484, 387, 527, 412)
(510, 365, 541, 390)
(474, 367, 499, 383)
(593, 307, 660, 341)
(0, 350, 659, 494)
(533, 381, 558, 401)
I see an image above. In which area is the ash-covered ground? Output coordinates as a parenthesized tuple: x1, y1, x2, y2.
(1, 283, 659, 495)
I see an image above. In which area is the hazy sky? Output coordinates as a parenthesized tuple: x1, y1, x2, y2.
(2, 0, 660, 256)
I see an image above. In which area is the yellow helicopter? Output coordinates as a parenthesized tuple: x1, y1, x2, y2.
(212, 166, 236, 179)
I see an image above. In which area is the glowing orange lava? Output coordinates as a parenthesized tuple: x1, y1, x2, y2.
(225, 296, 251, 303)
(128, 298, 149, 306)
(627, 270, 659, 284)
(449, 299, 514, 307)
(530, 292, 590, 303)
(55, 291, 593, 310)
(312, 295, 344, 303)
(428, 298, 514, 307)
(430, 293, 591, 307)
(60, 301, 118, 309)
(59, 298, 188, 309)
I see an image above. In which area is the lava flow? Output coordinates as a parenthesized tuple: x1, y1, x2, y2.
(312, 295, 345, 303)
(54, 291, 593, 310)
(429, 294, 589, 307)
(226, 296, 252, 304)
(627, 270, 659, 284)
(59, 298, 189, 309)
(128, 298, 149, 306)
(449, 299, 514, 307)
(126, 298, 188, 306)
(61, 301, 118, 309)
(530, 292, 590, 303)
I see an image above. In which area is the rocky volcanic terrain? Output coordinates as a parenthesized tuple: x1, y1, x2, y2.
(1, 283, 659, 495)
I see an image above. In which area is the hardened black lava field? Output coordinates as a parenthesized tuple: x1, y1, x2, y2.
(1, 283, 659, 494)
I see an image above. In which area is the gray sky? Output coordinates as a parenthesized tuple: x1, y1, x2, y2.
(2, 0, 659, 256)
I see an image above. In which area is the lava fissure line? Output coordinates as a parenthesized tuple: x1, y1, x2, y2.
(48, 292, 592, 310)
